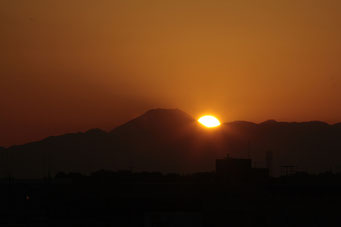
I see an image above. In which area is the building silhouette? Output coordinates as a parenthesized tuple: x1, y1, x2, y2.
(216, 154, 269, 183)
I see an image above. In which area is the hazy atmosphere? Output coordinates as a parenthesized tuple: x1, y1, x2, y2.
(1, 0, 341, 146)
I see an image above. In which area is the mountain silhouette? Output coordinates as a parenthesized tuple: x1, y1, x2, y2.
(111, 108, 196, 142)
(1, 108, 341, 178)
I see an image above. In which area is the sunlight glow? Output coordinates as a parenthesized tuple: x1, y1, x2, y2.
(198, 115, 221, 128)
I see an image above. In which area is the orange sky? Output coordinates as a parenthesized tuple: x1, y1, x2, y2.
(1, 0, 341, 147)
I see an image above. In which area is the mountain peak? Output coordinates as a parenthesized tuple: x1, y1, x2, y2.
(111, 108, 195, 134)
(260, 119, 278, 125)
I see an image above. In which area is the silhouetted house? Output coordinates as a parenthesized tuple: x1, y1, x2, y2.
(251, 168, 269, 183)
(216, 154, 269, 183)
(216, 154, 252, 183)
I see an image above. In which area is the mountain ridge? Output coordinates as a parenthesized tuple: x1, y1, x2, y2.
(1, 108, 341, 178)
(3, 108, 340, 149)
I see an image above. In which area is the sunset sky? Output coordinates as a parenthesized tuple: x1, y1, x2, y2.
(1, 0, 341, 147)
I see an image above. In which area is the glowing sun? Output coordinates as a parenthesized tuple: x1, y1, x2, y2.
(198, 115, 221, 128)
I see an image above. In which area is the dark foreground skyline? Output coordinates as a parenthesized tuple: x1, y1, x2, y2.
(2, 164, 341, 226)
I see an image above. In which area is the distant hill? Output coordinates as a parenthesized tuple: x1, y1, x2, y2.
(1, 108, 341, 178)
(224, 120, 341, 174)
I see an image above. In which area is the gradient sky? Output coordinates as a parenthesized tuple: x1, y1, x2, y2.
(1, 0, 341, 147)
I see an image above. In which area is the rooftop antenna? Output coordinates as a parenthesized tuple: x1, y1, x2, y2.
(266, 150, 273, 177)
(7, 150, 12, 183)
(247, 140, 251, 159)
(45, 148, 50, 180)
(7, 150, 12, 213)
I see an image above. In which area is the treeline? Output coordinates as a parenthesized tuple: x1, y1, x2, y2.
(51, 169, 341, 186)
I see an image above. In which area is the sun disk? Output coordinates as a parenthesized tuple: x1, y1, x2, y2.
(198, 115, 221, 128)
